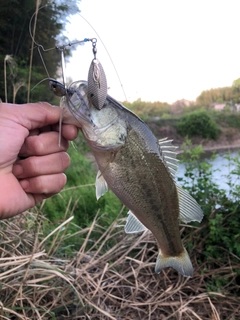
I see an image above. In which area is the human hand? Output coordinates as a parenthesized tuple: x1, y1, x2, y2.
(0, 102, 78, 219)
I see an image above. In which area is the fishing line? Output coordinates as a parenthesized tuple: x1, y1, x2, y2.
(30, 77, 50, 91)
(29, 3, 127, 101)
(29, 4, 88, 86)
(79, 14, 128, 101)
(29, 1, 128, 145)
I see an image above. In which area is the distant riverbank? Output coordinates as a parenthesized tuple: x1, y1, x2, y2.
(147, 122, 240, 153)
(190, 127, 240, 153)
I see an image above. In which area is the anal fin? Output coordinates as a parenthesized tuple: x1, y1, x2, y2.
(124, 211, 148, 234)
(177, 185, 203, 223)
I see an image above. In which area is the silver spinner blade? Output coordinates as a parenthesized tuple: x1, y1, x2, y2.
(87, 58, 108, 110)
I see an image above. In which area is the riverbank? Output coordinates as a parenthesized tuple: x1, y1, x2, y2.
(189, 127, 240, 152)
(147, 122, 240, 153)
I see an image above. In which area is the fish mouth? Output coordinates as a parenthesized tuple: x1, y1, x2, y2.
(62, 80, 96, 127)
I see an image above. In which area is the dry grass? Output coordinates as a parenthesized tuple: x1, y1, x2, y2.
(0, 210, 239, 320)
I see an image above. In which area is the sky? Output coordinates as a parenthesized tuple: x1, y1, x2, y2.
(63, 0, 240, 104)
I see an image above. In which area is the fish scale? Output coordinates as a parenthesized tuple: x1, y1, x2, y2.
(61, 81, 203, 278)
(93, 126, 184, 264)
(111, 140, 182, 253)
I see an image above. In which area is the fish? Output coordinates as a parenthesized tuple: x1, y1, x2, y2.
(55, 80, 203, 278)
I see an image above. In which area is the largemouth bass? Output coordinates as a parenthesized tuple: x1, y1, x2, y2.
(56, 80, 203, 278)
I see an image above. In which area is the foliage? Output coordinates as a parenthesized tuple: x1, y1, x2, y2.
(176, 110, 220, 139)
(178, 140, 240, 275)
(196, 85, 240, 106)
(123, 99, 171, 121)
(211, 109, 240, 129)
(232, 77, 240, 92)
(0, 0, 80, 103)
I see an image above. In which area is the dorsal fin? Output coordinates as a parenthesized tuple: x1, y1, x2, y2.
(158, 137, 179, 178)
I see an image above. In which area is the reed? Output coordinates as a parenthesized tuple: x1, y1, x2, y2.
(0, 204, 239, 319)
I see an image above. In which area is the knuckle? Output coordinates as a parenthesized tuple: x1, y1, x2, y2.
(32, 176, 45, 192)
(59, 152, 70, 170)
(31, 136, 44, 155)
(25, 156, 38, 176)
(35, 173, 66, 194)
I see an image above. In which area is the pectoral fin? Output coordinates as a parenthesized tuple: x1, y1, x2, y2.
(124, 211, 148, 234)
(95, 170, 108, 200)
(155, 248, 193, 277)
(177, 185, 203, 223)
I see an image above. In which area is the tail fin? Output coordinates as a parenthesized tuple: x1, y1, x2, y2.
(155, 248, 193, 277)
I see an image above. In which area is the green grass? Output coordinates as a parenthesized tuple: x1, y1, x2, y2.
(40, 134, 126, 252)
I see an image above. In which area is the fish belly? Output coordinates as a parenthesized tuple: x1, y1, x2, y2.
(93, 122, 184, 258)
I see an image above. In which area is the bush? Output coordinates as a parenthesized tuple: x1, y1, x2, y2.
(212, 110, 240, 128)
(176, 110, 220, 139)
(178, 140, 240, 264)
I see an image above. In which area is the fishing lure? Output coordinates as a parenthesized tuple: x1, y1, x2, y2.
(29, 6, 108, 111)
(87, 39, 107, 110)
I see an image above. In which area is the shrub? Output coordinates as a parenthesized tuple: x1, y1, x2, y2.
(176, 110, 220, 139)
(178, 140, 240, 263)
(212, 110, 240, 128)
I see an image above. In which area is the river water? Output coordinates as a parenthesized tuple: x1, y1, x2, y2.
(177, 149, 240, 193)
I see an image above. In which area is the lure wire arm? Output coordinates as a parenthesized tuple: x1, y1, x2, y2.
(57, 38, 96, 89)
(59, 50, 66, 89)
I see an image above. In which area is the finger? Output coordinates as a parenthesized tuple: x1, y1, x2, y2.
(19, 173, 67, 194)
(18, 132, 69, 157)
(28, 192, 58, 206)
(52, 123, 79, 141)
(12, 102, 61, 130)
(13, 152, 70, 178)
(62, 124, 79, 140)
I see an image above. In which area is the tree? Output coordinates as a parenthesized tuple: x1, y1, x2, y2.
(232, 78, 240, 92)
(196, 86, 240, 107)
(0, 0, 80, 103)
